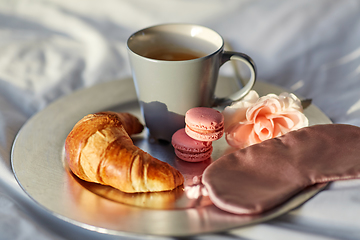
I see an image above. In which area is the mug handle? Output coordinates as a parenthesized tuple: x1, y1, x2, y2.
(213, 51, 257, 106)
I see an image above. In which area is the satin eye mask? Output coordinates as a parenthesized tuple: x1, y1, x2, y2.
(202, 124, 360, 215)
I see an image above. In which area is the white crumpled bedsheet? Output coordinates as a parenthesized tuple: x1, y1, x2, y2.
(1, 0, 360, 239)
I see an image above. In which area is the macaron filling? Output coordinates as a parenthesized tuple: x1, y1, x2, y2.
(185, 123, 224, 134)
(185, 125, 224, 141)
(174, 146, 213, 162)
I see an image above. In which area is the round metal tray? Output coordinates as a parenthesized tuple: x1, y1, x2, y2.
(11, 77, 331, 237)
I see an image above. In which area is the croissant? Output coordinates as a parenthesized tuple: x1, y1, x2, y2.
(65, 111, 184, 193)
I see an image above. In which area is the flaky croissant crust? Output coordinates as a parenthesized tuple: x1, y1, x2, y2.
(65, 112, 184, 193)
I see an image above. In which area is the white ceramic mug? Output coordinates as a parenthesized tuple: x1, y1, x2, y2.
(127, 23, 256, 141)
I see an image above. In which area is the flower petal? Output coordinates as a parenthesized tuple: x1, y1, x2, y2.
(254, 116, 274, 141)
(280, 92, 303, 112)
(272, 115, 296, 129)
(225, 123, 257, 149)
(223, 90, 309, 149)
(223, 90, 259, 131)
(282, 111, 309, 129)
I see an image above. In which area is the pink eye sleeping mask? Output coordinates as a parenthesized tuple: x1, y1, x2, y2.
(202, 124, 360, 215)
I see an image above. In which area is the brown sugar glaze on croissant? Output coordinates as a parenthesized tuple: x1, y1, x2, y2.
(65, 112, 184, 193)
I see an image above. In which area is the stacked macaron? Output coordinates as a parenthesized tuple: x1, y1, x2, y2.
(172, 107, 224, 162)
(172, 129, 213, 162)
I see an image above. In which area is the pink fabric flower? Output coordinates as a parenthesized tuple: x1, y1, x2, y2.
(223, 90, 309, 149)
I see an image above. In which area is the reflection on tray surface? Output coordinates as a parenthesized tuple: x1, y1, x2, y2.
(68, 168, 213, 210)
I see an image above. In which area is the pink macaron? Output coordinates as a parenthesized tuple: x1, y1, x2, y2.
(171, 128, 213, 162)
(185, 107, 224, 141)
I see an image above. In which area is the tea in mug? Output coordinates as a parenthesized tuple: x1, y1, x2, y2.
(143, 47, 206, 61)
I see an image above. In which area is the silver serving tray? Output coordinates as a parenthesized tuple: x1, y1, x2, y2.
(11, 76, 332, 237)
